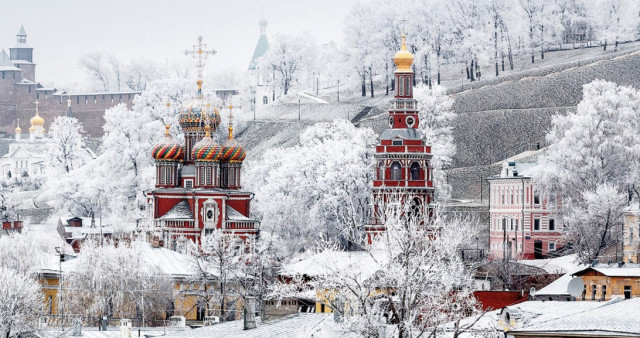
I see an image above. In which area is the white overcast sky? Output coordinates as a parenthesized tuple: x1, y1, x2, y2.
(0, 0, 356, 90)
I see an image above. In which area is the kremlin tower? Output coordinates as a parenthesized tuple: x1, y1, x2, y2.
(146, 37, 258, 250)
(365, 33, 435, 242)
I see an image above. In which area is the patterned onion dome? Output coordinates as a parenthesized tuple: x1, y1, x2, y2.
(221, 140, 246, 163)
(192, 127, 223, 161)
(151, 125, 184, 161)
(178, 97, 221, 132)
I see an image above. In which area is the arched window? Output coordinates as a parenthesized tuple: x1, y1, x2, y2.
(406, 76, 411, 96)
(399, 76, 404, 97)
(263, 96, 268, 104)
(391, 161, 402, 180)
(409, 197, 422, 218)
(377, 161, 384, 180)
(410, 162, 420, 180)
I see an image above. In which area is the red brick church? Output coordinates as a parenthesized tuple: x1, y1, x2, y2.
(365, 34, 435, 242)
(146, 38, 258, 251)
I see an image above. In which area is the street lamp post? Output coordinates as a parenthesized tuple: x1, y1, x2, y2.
(298, 98, 301, 120)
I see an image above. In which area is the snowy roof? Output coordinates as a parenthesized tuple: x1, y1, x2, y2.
(2, 143, 48, 159)
(280, 250, 386, 282)
(36, 326, 190, 338)
(444, 300, 604, 336)
(248, 33, 269, 70)
(165, 314, 335, 338)
(534, 268, 583, 297)
(518, 254, 579, 274)
(0, 49, 20, 71)
(160, 200, 193, 220)
(226, 205, 252, 221)
(379, 128, 425, 141)
(572, 263, 640, 277)
(511, 298, 640, 336)
(41, 242, 197, 277)
(180, 164, 195, 176)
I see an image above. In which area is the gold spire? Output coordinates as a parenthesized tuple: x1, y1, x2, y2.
(393, 34, 414, 72)
(67, 97, 71, 107)
(165, 124, 171, 137)
(185, 36, 217, 97)
(15, 119, 21, 133)
(30, 100, 45, 127)
(204, 125, 211, 138)
(227, 105, 234, 140)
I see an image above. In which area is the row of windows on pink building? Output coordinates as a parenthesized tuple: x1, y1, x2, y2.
(488, 159, 564, 260)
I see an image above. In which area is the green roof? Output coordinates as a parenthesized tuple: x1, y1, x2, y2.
(248, 34, 269, 70)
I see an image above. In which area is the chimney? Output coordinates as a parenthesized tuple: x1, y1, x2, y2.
(244, 297, 257, 330)
(591, 259, 599, 267)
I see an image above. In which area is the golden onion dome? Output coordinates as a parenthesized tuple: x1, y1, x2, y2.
(393, 35, 414, 73)
(192, 126, 222, 162)
(30, 111, 45, 127)
(29, 126, 35, 132)
(14, 121, 21, 133)
(151, 125, 184, 162)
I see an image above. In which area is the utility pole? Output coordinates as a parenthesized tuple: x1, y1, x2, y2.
(298, 98, 301, 120)
(337, 80, 340, 102)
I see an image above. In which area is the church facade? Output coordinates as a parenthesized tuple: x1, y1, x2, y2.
(147, 38, 258, 251)
(365, 35, 435, 242)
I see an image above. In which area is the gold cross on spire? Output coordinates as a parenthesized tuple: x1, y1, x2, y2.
(34, 100, 39, 113)
(185, 35, 217, 81)
(400, 17, 408, 37)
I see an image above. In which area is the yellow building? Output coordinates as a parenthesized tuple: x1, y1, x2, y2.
(572, 264, 640, 301)
(37, 242, 245, 326)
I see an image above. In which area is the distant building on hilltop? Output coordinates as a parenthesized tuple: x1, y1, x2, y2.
(488, 157, 563, 260)
(0, 25, 139, 138)
(248, 19, 277, 114)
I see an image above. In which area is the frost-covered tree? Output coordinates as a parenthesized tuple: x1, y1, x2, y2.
(537, 80, 640, 262)
(415, 84, 456, 202)
(258, 33, 313, 96)
(0, 232, 63, 276)
(190, 231, 244, 322)
(0, 267, 42, 338)
(589, 0, 640, 51)
(565, 183, 626, 263)
(278, 196, 485, 337)
(63, 239, 173, 327)
(47, 116, 88, 174)
(245, 120, 377, 258)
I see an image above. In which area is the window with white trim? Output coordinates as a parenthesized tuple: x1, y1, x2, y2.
(549, 242, 556, 251)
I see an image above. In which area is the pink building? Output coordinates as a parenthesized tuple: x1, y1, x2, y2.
(488, 159, 563, 260)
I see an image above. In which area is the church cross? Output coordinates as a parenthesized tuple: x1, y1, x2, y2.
(400, 17, 408, 36)
(34, 100, 39, 113)
(184, 35, 217, 80)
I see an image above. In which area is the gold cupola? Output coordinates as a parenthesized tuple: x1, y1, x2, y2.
(30, 101, 45, 127)
(14, 119, 21, 134)
(393, 34, 414, 73)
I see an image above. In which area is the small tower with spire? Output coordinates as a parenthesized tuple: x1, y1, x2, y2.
(365, 26, 435, 243)
(10, 25, 35, 81)
(220, 105, 246, 189)
(14, 120, 22, 141)
(66, 97, 73, 118)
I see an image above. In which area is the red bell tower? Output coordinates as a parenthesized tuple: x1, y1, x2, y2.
(365, 34, 434, 242)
